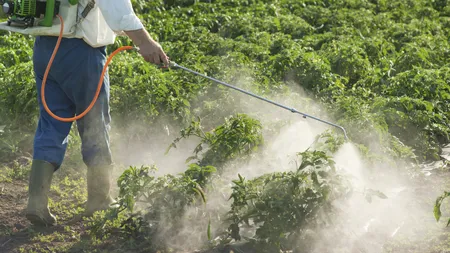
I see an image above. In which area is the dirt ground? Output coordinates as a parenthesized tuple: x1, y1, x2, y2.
(0, 180, 84, 253)
(0, 160, 141, 253)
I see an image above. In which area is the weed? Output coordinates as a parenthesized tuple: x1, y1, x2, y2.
(6, 159, 30, 181)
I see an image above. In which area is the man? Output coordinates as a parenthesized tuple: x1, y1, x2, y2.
(25, 0, 169, 226)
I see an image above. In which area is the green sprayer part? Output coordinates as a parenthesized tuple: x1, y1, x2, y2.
(38, 0, 55, 27)
(17, 0, 36, 16)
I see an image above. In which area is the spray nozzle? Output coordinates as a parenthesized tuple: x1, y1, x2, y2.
(157, 61, 177, 70)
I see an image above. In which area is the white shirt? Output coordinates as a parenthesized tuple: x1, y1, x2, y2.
(75, 0, 145, 47)
(96, 0, 144, 32)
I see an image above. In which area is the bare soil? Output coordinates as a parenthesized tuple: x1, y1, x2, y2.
(0, 177, 136, 253)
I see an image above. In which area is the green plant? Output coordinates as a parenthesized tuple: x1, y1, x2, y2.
(225, 150, 351, 252)
(434, 191, 450, 226)
(167, 113, 264, 170)
(6, 159, 31, 181)
(87, 164, 215, 250)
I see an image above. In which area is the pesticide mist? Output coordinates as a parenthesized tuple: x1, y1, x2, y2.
(103, 74, 442, 253)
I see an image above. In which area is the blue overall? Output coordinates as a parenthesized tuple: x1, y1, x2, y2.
(33, 36, 112, 169)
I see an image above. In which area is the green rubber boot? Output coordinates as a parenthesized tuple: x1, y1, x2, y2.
(25, 160, 57, 227)
(85, 164, 116, 216)
(69, 164, 116, 223)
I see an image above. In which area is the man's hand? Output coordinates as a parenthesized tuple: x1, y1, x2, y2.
(124, 29, 169, 67)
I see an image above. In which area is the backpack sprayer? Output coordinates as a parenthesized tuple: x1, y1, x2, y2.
(0, 2, 349, 140)
(0, 0, 70, 27)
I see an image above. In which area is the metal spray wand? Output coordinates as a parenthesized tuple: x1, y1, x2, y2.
(164, 61, 349, 140)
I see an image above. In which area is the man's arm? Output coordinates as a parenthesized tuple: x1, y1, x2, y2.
(96, 0, 169, 66)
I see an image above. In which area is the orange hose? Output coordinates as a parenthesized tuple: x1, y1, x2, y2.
(41, 14, 134, 122)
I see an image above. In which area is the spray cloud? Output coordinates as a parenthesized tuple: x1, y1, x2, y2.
(106, 67, 443, 253)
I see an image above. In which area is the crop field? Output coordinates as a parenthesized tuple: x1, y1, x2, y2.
(2, 0, 450, 252)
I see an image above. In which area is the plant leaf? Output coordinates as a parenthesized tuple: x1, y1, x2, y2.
(207, 218, 212, 241)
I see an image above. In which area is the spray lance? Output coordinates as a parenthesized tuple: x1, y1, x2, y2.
(161, 61, 349, 140)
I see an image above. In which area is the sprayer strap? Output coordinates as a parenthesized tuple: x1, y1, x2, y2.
(75, 0, 95, 26)
(81, 0, 95, 18)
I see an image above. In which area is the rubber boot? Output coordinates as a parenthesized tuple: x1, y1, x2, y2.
(25, 160, 57, 227)
(69, 164, 116, 223)
(85, 164, 116, 216)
